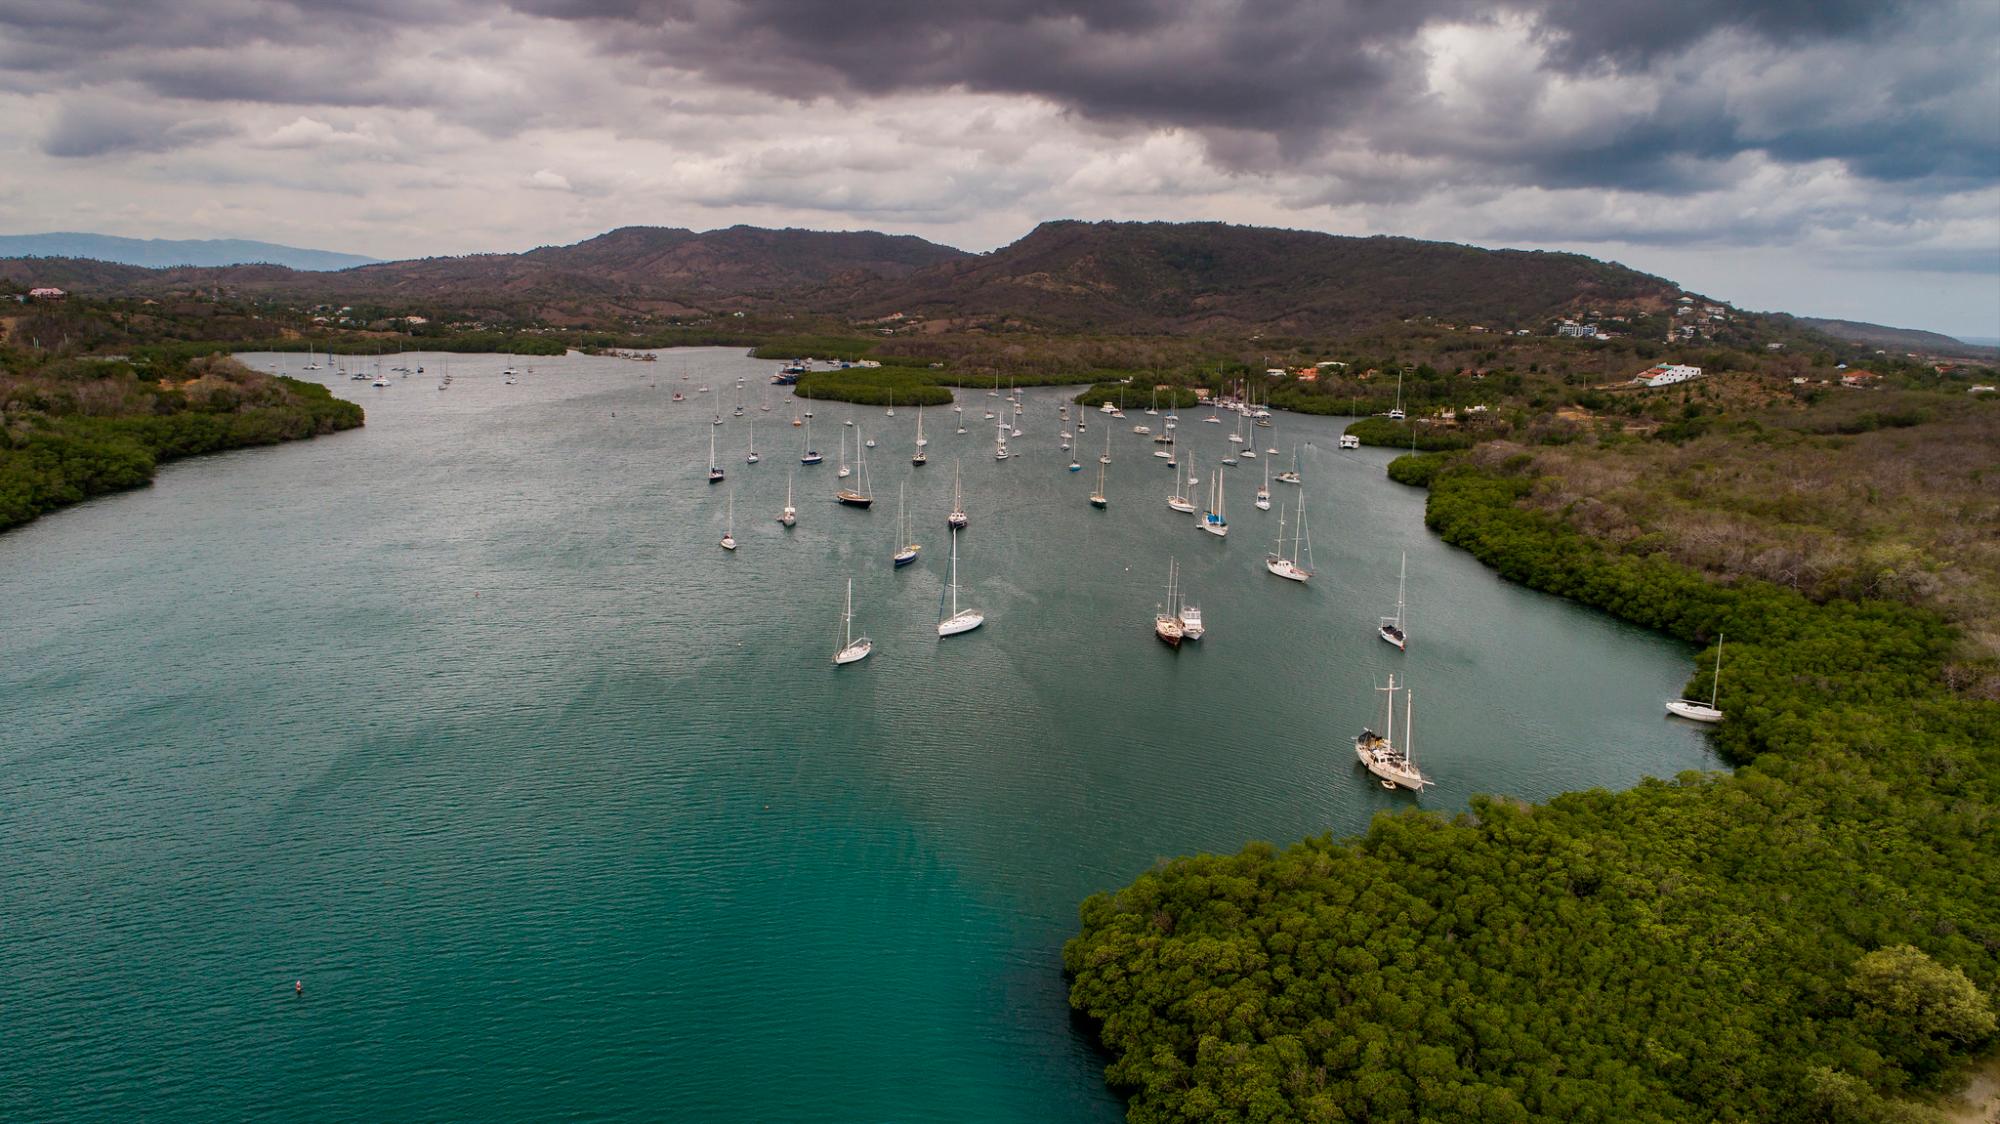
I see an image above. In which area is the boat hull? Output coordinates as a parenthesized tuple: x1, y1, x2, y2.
(1265, 558, 1310, 582)
(893, 548, 919, 567)
(834, 640, 872, 665)
(836, 492, 874, 508)
(1665, 700, 1723, 722)
(1379, 624, 1406, 650)
(938, 611, 985, 637)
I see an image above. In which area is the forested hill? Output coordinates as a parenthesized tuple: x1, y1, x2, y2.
(843, 220, 1686, 335)
(2, 220, 1695, 335)
(1796, 317, 1997, 359)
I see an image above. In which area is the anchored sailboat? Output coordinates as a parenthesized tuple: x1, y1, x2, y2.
(800, 415, 822, 464)
(1255, 457, 1271, 510)
(833, 579, 873, 665)
(779, 472, 798, 527)
(1202, 468, 1228, 537)
(937, 529, 984, 637)
(1265, 502, 1313, 582)
(1154, 558, 1184, 647)
(746, 419, 760, 464)
(947, 460, 969, 529)
(1277, 444, 1302, 485)
(707, 427, 725, 483)
(1090, 459, 1108, 508)
(893, 484, 921, 567)
(912, 406, 928, 466)
(720, 490, 737, 551)
(836, 435, 874, 507)
(1355, 674, 1430, 791)
(1379, 553, 1408, 649)
(1665, 634, 1725, 722)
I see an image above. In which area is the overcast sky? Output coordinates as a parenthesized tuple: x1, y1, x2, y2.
(1, 0, 1995, 337)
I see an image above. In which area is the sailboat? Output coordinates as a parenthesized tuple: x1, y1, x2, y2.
(893, 484, 921, 567)
(947, 460, 969, 529)
(1167, 469, 1196, 513)
(937, 529, 984, 637)
(719, 490, 737, 551)
(1098, 424, 1111, 465)
(733, 380, 745, 417)
(833, 579, 873, 665)
(1146, 387, 1158, 416)
(912, 407, 928, 466)
(1388, 372, 1406, 421)
(1255, 458, 1271, 510)
(1355, 674, 1430, 791)
(800, 415, 822, 464)
(1090, 459, 1108, 508)
(837, 427, 852, 479)
(746, 419, 760, 464)
(1154, 559, 1184, 647)
(836, 436, 874, 507)
(994, 422, 1009, 461)
(707, 427, 725, 483)
(1378, 553, 1408, 649)
(1665, 634, 1725, 722)
(885, 392, 895, 418)
(779, 472, 798, 527)
(1202, 468, 1228, 537)
(1265, 502, 1312, 582)
(1276, 444, 1302, 485)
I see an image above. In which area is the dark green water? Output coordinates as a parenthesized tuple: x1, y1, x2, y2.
(0, 349, 1715, 1121)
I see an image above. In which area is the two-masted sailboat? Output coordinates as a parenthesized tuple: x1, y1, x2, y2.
(1265, 501, 1312, 582)
(947, 460, 969, 529)
(1089, 459, 1108, 508)
(1202, 468, 1228, 536)
(1665, 634, 1725, 722)
(836, 437, 874, 507)
(892, 484, 921, 567)
(1153, 558, 1185, 647)
(1355, 674, 1429, 791)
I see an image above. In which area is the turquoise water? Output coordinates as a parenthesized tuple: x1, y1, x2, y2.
(0, 349, 1715, 1120)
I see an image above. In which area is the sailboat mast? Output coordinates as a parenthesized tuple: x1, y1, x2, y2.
(1712, 634, 1724, 706)
(1406, 691, 1415, 767)
(1396, 553, 1407, 628)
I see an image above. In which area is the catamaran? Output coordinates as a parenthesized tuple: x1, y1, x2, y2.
(707, 427, 725, 483)
(1356, 674, 1429, 791)
(947, 460, 969, 530)
(937, 529, 984, 637)
(1379, 553, 1408, 649)
(1202, 468, 1228, 537)
(720, 490, 738, 551)
(893, 484, 921, 567)
(833, 579, 873, 665)
(1665, 634, 1725, 722)
(1265, 502, 1312, 582)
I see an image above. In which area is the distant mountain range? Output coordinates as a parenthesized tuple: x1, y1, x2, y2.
(0, 220, 1897, 343)
(0, 233, 379, 272)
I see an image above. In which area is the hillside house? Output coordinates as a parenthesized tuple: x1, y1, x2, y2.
(28, 286, 66, 300)
(1634, 363, 1703, 388)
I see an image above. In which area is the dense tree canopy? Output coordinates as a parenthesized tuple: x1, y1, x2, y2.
(1066, 457, 1999, 1122)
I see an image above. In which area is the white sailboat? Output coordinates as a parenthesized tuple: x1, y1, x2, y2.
(1154, 558, 1184, 647)
(1355, 674, 1430, 791)
(801, 415, 822, 464)
(779, 472, 798, 527)
(1255, 457, 1271, 510)
(1665, 634, 1725, 722)
(833, 579, 873, 664)
(893, 484, 921, 567)
(707, 427, 725, 483)
(720, 490, 738, 551)
(947, 460, 969, 529)
(1202, 468, 1228, 537)
(1167, 469, 1196, 513)
(1265, 502, 1313, 582)
(1090, 459, 1108, 508)
(746, 419, 760, 464)
(1388, 372, 1405, 420)
(1379, 553, 1408, 649)
(1277, 444, 1302, 485)
(912, 406, 928, 466)
(937, 529, 984, 636)
(837, 427, 852, 479)
(1099, 423, 1111, 465)
(994, 422, 1010, 461)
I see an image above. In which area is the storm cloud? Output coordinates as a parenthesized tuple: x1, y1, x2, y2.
(0, 0, 1993, 333)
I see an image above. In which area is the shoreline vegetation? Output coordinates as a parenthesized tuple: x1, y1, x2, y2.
(1063, 453, 1998, 1123)
(0, 351, 363, 533)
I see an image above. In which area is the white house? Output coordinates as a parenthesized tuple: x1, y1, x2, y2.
(27, 286, 66, 300)
(1634, 363, 1703, 388)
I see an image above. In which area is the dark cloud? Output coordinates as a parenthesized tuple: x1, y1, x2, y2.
(41, 99, 236, 157)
